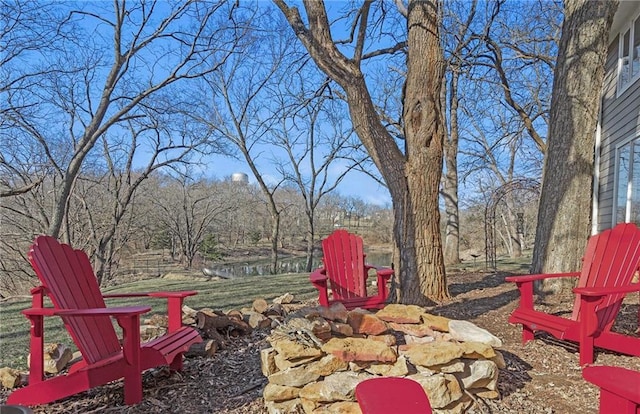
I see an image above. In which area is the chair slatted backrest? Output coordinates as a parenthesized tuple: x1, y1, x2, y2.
(322, 230, 367, 300)
(571, 223, 640, 329)
(29, 236, 121, 365)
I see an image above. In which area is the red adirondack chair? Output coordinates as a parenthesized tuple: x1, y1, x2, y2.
(310, 230, 393, 310)
(506, 223, 640, 365)
(356, 377, 433, 414)
(7, 235, 202, 406)
(583, 366, 640, 414)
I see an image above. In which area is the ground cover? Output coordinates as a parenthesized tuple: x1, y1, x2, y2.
(1, 256, 639, 413)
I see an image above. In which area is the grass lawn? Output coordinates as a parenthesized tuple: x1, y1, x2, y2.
(0, 253, 532, 371)
(0, 272, 317, 370)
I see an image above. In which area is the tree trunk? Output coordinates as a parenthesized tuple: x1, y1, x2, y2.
(443, 71, 460, 265)
(531, 0, 618, 293)
(274, 0, 449, 303)
(305, 218, 314, 272)
(270, 211, 280, 274)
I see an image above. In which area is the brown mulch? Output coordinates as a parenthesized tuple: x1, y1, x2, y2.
(2, 269, 639, 413)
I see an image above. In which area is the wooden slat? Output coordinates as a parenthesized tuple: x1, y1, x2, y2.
(29, 236, 121, 364)
(571, 223, 640, 332)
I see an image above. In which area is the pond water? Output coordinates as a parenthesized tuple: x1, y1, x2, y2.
(204, 251, 392, 278)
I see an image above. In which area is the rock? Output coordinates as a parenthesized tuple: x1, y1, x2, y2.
(491, 350, 506, 369)
(421, 313, 452, 332)
(347, 309, 388, 335)
(389, 321, 435, 337)
(273, 293, 295, 304)
(439, 397, 474, 414)
(459, 341, 496, 359)
(312, 401, 363, 414)
(348, 361, 371, 372)
(301, 397, 318, 413)
(401, 342, 465, 367)
(28, 343, 73, 374)
(456, 360, 498, 390)
(307, 354, 349, 376)
(329, 321, 354, 337)
(300, 371, 370, 402)
(471, 389, 500, 399)
(365, 355, 410, 376)
(269, 364, 322, 387)
(261, 347, 279, 376)
(265, 398, 305, 414)
(263, 383, 301, 402)
(376, 304, 425, 324)
(322, 337, 397, 363)
(404, 334, 435, 345)
(275, 353, 323, 371)
(269, 338, 323, 361)
(317, 302, 349, 323)
(0, 367, 27, 389)
(367, 334, 396, 346)
(448, 320, 502, 347)
(309, 318, 333, 341)
(408, 372, 463, 409)
(431, 360, 466, 374)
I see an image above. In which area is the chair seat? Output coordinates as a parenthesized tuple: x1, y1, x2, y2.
(356, 377, 432, 414)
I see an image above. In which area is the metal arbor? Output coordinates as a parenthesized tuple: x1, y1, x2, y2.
(484, 179, 540, 270)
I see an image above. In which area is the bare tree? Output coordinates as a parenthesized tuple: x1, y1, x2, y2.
(532, 0, 618, 291)
(195, 8, 292, 274)
(2, 1, 241, 241)
(274, 0, 448, 303)
(440, 0, 487, 265)
(272, 78, 364, 271)
(152, 174, 232, 269)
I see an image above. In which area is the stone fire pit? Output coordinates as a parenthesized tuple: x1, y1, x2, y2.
(261, 303, 504, 414)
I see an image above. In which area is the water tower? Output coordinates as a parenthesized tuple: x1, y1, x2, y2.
(231, 172, 249, 184)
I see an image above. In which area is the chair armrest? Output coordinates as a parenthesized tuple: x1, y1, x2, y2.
(507, 272, 580, 312)
(370, 266, 394, 279)
(23, 305, 151, 317)
(574, 283, 640, 297)
(103, 291, 197, 332)
(103, 291, 197, 299)
(505, 272, 580, 283)
(310, 268, 328, 283)
(583, 366, 640, 405)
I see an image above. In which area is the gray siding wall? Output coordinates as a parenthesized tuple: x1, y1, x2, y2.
(597, 32, 640, 232)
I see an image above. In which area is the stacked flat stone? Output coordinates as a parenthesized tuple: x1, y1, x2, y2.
(262, 303, 504, 414)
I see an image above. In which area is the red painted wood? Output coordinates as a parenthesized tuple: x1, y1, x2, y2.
(356, 377, 433, 414)
(312, 230, 393, 310)
(7, 235, 202, 406)
(583, 366, 640, 414)
(506, 223, 640, 364)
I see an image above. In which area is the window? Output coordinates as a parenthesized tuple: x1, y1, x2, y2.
(618, 14, 640, 94)
(615, 138, 640, 226)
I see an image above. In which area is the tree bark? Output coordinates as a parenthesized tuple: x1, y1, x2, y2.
(531, 0, 618, 292)
(443, 71, 460, 265)
(274, 0, 448, 303)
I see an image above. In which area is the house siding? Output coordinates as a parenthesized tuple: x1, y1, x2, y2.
(598, 27, 640, 232)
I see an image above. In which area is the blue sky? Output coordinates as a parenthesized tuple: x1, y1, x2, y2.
(206, 153, 392, 206)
